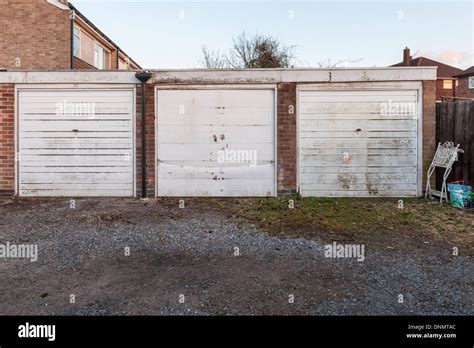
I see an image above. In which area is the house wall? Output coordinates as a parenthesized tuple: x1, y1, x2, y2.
(0, 0, 70, 70)
(457, 77, 474, 99)
(0, 85, 15, 197)
(435, 79, 457, 101)
(73, 21, 113, 70)
(111, 51, 119, 70)
(119, 59, 130, 70)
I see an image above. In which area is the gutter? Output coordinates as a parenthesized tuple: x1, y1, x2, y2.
(135, 71, 153, 198)
(116, 49, 120, 69)
(70, 9, 75, 69)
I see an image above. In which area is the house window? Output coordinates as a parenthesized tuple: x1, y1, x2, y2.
(73, 27, 80, 58)
(469, 76, 474, 89)
(442, 80, 453, 89)
(94, 43, 105, 69)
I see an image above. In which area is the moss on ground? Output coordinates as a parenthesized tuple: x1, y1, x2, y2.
(163, 196, 473, 248)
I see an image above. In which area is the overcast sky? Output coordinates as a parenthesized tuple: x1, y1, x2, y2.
(72, 0, 473, 70)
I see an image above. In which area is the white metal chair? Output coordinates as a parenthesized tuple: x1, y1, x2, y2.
(425, 141, 463, 203)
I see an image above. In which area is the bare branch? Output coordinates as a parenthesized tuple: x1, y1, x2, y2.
(200, 32, 296, 69)
(200, 46, 228, 69)
(317, 57, 364, 68)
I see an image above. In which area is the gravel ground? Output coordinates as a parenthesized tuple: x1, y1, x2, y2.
(0, 198, 472, 315)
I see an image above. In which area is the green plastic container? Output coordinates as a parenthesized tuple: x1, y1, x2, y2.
(448, 182, 472, 209)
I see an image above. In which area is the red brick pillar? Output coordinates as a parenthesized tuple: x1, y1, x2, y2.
(277, 83, 297, 194)
(0, 84, 15, 197)
(136, 83, 156, 197)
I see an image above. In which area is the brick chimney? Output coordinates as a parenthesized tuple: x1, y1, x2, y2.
(403, 47, 412, 66)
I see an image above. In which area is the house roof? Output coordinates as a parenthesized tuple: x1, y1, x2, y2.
(68, 3, 142, 69)
(391, 57, 462, 79)
(453, 66, 474, 78)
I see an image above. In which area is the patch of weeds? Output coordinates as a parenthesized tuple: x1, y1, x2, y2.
(97, 213, 123, 222)
(207, 197, 473, 248)
(77, 215, 91, 223)
(212, 308, 227, 316)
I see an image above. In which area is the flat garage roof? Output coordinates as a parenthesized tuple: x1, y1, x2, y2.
(0, 67, 437, 84)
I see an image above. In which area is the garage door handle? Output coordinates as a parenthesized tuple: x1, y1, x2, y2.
(72, 129, 79, 132)
(356, 128, 362, 132)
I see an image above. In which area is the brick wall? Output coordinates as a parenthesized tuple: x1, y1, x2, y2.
(136, 84, 156, 197)
(457, 77, 474, 99)
(422, 80, 437, 189)
(0, 0, 70, 70)
(277, 83, 297, 194)
(0, 85, 15, 197)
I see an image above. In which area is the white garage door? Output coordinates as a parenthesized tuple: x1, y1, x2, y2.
(299, 86, 420, 197)
(157, 88, 275, 197)
(18, 88, 135, 197)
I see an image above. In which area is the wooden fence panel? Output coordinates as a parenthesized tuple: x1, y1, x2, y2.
(435, 101, 474, 190)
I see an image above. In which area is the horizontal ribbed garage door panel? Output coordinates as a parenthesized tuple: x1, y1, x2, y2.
(159, 163, 275, 180)
(299, 88, 419, 197)
(158, 89, 274, 107)
(301, 155, 416, 167)
(301, 190, 418, 197)
(20, 121, 131, 132)
(300, 95, 417, 103)
(301, 166, 417, 174)
(300, 173, 417, 184)
(21, 114, 133, 120)
(21, 138, 132, 149)
(301, 148, 416, 156)
(158, 178, 275, 197)
(19, 189, 132, 197)
(158, 106, 273, 125)
(300, 131, 416, 138)
(300, 137, 417, 148)
(18, 89, 134, 197)
(300, 119, 417, 131)
(300, 104, 416, 115)
(300, 113, 417, 120)
(21, 132, 131, 139)
(21, 149, 134, 156)
(20, 166, 132, 174)
(20, 173, 132, 184)
(302, 183, 418, 191)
